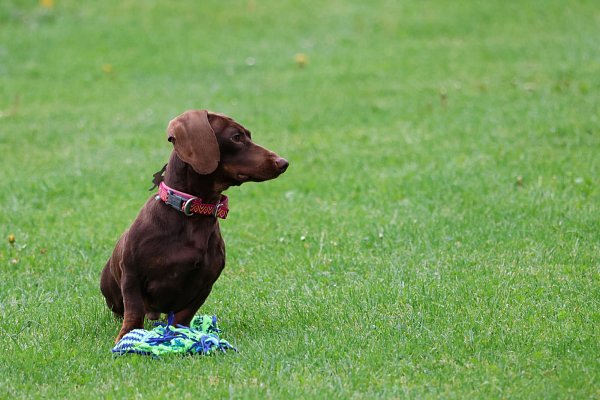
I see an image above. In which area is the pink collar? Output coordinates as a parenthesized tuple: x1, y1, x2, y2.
(158, 181, 229, 219)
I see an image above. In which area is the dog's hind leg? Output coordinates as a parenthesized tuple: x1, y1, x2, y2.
(100, 261, 124, 317)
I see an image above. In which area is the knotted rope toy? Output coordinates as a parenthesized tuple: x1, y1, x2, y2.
(112, 313, 236, 357)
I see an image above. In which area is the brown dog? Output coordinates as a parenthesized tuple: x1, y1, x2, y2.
(100, 110, 288, 342)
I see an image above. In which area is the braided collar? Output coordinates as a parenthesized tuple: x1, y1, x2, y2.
(157, 181, 229, 219)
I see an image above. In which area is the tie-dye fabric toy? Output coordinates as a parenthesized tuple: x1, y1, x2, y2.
(112, 314, 236, 357)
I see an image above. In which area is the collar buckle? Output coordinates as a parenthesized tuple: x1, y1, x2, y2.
(165, 190, 186, 212)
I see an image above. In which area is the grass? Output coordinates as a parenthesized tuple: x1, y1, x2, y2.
(1, 0, 599, 398)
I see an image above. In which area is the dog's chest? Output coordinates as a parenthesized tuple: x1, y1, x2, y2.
(142, 225, 225, 312)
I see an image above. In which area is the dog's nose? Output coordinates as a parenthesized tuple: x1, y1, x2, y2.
(275, 157, 289, 173)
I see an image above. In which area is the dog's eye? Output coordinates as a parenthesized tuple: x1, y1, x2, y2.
(231, 134, 243, 143)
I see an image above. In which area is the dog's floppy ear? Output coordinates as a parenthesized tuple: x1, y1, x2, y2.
(167, 110, 220, 175)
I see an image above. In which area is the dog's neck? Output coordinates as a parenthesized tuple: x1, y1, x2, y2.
(162, 152, 223, 204)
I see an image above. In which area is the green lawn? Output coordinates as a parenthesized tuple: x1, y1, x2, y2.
(1, 0, 599, 398)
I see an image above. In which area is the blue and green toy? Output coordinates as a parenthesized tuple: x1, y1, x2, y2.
(112, 314, 236, 357)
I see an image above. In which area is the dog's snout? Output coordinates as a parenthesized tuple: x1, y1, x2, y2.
(275, 157, 289, 173)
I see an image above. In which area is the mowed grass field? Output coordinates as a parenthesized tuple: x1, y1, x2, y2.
(1, 0, 599, 398)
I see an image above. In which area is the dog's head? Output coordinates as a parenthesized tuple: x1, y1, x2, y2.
(167, 110, 288, 189)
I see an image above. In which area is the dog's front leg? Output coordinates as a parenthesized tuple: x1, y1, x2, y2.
(173, 286, 213, 327)
(115, 273, 145, 343)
